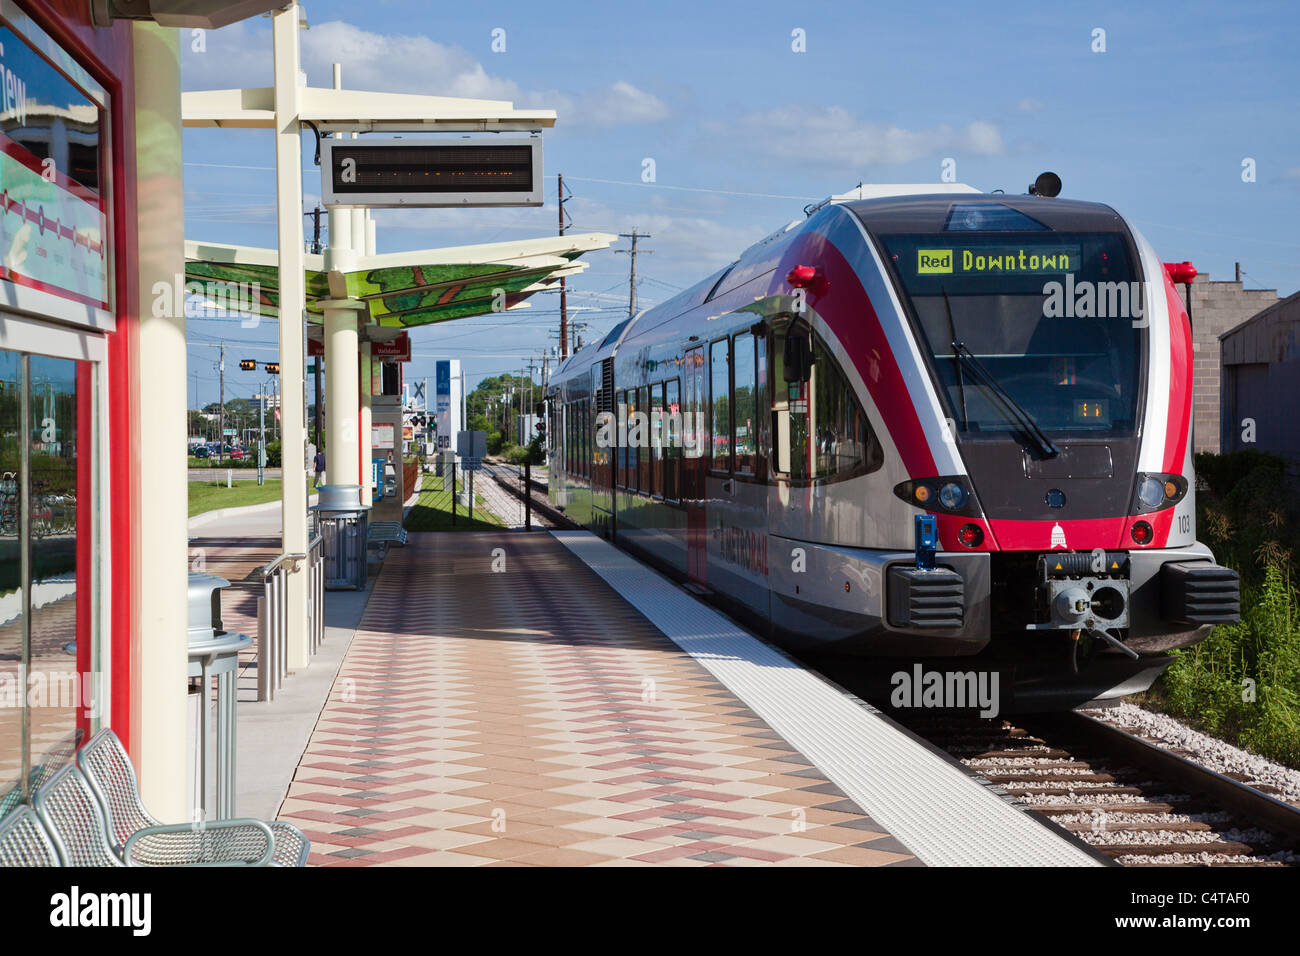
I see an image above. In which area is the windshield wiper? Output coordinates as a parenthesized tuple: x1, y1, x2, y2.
(950, 340, 1060, 459)
(941, 287, 968, 428)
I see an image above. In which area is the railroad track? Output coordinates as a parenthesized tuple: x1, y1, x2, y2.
(895, 710, 1300, 866)
(484, 462, 576, 530)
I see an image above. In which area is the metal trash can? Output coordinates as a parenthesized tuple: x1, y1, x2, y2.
(310, 483, 370, 590)
(187, 572, 251, 821)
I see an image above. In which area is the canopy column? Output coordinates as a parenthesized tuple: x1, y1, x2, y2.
(360, 341, 373, 492)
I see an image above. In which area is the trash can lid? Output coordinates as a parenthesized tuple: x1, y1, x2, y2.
(187, 571, 230, 645)
(310, 483, 372, 512)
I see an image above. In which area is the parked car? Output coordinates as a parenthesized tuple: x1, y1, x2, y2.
(228, 447, 245, 460)
(192, 445, 211, 459)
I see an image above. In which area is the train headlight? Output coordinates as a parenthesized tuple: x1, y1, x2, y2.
(938, 482, 967, 510)
(894, 477, 978, 516)
(1137, 477, 1165, 510)
(1131, 473, 1189, 514)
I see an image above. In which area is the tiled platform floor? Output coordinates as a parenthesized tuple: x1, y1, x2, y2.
(278, 532, 920, 867)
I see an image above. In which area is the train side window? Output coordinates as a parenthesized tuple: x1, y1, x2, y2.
(709, 338, 731, 472)
(585, 399, 592, 479)
(683, 348, 702, 459)
(624, 390, 634, 494)
(755, 333, 769, 483)
(664, 378, 681, 501)
(638, 385, 651, 494)
(776, 333, 884, 482)
(617, 390, 628, 488)
(733, 331, 757, 476)
(651, 383, 664, 496)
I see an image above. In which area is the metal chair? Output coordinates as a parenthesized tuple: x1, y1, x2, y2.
(77, 729, 310, 867)
(32, 763, 275, 867)
(0, 805, 61, 866)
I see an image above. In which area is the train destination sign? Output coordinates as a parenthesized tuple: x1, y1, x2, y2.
(321, 137, 543, 208)
(915, 243, 1082, 277)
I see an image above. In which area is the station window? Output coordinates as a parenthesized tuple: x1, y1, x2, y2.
(710, 338, 731, 471)
(0, 348, 96, 805)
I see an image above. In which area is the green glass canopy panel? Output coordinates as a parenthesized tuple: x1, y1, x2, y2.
(183, 233, 614, 327)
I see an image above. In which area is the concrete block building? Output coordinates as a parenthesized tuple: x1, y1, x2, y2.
(1185, 271, 1280, 453)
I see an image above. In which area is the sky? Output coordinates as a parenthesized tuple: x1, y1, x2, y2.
(181, 0, 1300, 412)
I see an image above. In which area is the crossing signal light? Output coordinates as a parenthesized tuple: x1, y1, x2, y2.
(266, 363, 280, 374)
(239, 359, 256, 371)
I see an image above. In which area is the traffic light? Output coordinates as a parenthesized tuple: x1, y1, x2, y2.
(239, 359, 256, 371)
(266, 363, 280, 374)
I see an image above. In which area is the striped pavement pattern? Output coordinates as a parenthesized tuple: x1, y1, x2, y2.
(277, 532, 919, 866)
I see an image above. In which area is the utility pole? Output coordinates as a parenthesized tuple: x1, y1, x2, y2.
(217, 341, 225, 465)
(257, 385, 266, 486)
(557, 174, 572, 357)
(617, 230, 653, 319)
(305, 205, 323, 255)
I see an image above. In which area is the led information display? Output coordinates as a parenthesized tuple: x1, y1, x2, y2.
(321, 137, 542, 208)
(915, 244, 1082, 277)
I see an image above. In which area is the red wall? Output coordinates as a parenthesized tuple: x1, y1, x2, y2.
(19, 1, 141, 757)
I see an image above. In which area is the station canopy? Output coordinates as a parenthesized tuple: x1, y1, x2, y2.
(183, 232, 616, 328)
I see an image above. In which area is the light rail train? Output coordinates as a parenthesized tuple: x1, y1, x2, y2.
(545, 179, 1240, 708)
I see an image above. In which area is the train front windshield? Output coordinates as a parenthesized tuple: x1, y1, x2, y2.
(879, 230, 1144, 439)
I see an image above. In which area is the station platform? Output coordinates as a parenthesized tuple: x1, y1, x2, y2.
(274, 530, 1103, 867)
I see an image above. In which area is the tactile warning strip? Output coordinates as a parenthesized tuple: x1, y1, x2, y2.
(552, 531, 1103, 867)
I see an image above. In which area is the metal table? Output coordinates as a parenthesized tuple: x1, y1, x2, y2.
(188, 632, 252, 821)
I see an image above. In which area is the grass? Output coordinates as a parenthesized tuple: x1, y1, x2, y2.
(188, 478, 286, 518)
(403, 473, 502, 532)
(1144, 450, 1300, 768)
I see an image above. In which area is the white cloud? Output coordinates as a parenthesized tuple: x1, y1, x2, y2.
(707, 107, 1004, 167)
(301, 21, 520, 101)
(523, 81, 670, 127)
(1282, 166, 1300, 180)
(1017, 97, 1045, 113)
(181, 19, 668, 127)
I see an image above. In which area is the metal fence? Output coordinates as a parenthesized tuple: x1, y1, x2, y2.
(308, 530, 324, 653)
(256, 537, 323, 702)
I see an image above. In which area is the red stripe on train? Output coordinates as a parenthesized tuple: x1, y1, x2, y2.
(932, 510, 1176, 551)
(1161, 274, 1194, 474)
(770, 232, 940, 478)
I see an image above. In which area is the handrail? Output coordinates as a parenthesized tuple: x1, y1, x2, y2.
(261, 551, 307, 578)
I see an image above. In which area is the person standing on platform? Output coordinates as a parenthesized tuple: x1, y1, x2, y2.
(314, 448, 326, 488)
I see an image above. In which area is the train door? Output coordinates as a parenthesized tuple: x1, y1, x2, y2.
(590, 360, 615, 536)
(703, 330, 770, 614)
(682, 346, 707, 584)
